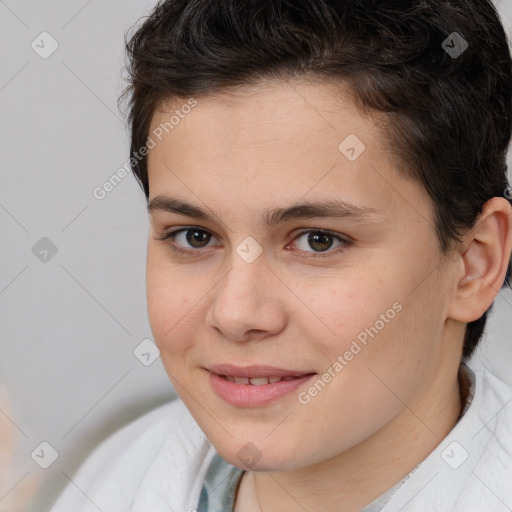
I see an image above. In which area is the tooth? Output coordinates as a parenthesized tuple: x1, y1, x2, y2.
(249, 377, 269, 385)
(268, 376, 281, 383)
(225, 375, 236, 383)
(234, 376, 250, 384)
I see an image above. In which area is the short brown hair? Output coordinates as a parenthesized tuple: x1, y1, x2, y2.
(120, 0, 512, 358)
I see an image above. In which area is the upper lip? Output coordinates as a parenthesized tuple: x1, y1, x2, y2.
(208, 364, 316, 378)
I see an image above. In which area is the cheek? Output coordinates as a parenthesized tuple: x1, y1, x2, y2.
(307, 269, 433, 391)
(303, 276, 401, 353)
(146, 252, 199, 354)
(327, 282, 444, 423)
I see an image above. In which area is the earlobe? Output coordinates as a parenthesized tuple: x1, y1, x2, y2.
(448, 197, 512, 323)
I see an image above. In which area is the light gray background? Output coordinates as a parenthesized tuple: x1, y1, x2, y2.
(0, 0, 511, 509)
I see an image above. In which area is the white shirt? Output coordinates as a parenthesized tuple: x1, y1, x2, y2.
(49, 355, 512, 511)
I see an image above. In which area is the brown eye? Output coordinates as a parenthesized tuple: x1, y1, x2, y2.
(183, 229, 211, 248)
(291, 229, 352, 258)
(306, 231, 335, 252)
(158, 227, 217, 254)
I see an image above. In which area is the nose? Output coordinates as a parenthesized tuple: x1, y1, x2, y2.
(205, 253, 287, 343)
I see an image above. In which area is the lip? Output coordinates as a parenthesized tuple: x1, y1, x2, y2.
(207, 364, 317, 407)
(208, 364, 315, 378)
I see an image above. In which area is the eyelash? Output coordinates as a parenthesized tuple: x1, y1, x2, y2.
(156, 227, 353, 259)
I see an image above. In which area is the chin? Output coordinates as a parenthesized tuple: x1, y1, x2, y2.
(210, 436, 309, 472)
(222, 451, 292, 472)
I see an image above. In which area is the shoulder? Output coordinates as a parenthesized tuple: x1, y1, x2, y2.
(50, 398, 214, 511)
(73, 398, 201, 475)
(382, 355, 512, 512)
(470, 355, 512, 462)
(468, 354, 512, 425)
(455, 356, 512, 509)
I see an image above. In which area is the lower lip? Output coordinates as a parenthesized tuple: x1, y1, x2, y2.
(209, 372, 316, 407)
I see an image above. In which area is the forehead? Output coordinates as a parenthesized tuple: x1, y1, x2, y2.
(146, 78, 432, 228)
(149, 78, 374, 155)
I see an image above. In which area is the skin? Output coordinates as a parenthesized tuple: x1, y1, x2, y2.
(145, 78, 512, 511)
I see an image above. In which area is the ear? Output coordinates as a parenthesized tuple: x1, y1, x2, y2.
(448, 197, 512, 323)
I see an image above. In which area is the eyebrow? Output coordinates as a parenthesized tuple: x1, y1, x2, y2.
(147, 195, 382, 227)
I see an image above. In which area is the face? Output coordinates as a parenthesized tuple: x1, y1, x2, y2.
(145, 78, 460, 471)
